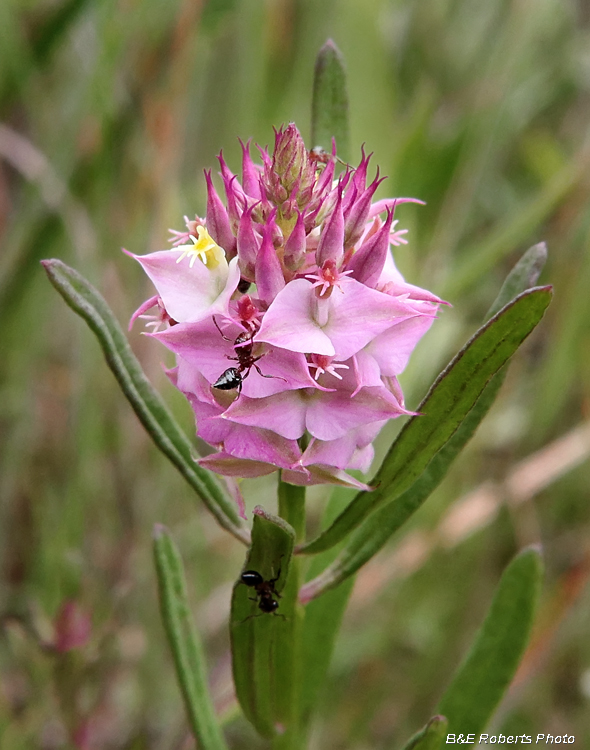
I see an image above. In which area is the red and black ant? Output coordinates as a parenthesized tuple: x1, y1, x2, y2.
(240, 566, 285, 619)
(211, 316, 285, 394)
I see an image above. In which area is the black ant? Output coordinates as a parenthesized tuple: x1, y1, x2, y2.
(211, 316, 285, 394)
(240, 567, 285, 619)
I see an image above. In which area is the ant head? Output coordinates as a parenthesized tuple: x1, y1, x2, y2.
(259, 597, 279, 613)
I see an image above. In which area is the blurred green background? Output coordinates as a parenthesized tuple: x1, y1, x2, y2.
(1, 0, 590, 747)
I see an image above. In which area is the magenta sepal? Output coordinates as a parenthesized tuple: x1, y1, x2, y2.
(205, 169, 236, 258)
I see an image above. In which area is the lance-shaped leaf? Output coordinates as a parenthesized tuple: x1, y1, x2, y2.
(230, 507, 296, 738)
(311, 40, 350, 162)
(399, 715, 448, 750)
(153, 525, 229, 750)
(298, 285, 552, 558)
(42, 259, 248, 544)
(437, 547, 543, 736)
(299, 244, 549, 599)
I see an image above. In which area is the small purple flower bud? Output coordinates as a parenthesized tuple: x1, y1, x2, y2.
(255, 217, 286, 306)
(283, 210, 307, 272)
(237, 205, 261, 281)
(344, 170, 385, 247)
(263, 124, 315, 210)
(239, 138, 262, 200)
(316, 188, 344, 267)
(205, 169, 236, 259)
(218, 152, 243, 233)
(346, 206, 395, 288)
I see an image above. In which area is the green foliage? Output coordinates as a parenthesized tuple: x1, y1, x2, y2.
(438, 548, 543, 736)
(42, 259, 248, 544)
(3, 0, 590, 747)
(311, 40, 350, 161)
(230, 508, 296, 739)
(399, 715, 448, 750)
(299, 286, 552, 561)
(153, 525, 229, 750)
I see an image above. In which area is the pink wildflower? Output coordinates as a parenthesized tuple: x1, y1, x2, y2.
(128, 123, 445, 491)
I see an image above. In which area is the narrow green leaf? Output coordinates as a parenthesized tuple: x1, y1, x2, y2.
(42, 259, 248, 544)
(485, 242, 547, 319)
(298, 244, 549, 599)
(437, 547, 543, 736)
(299, 369, 505, 602)
(230, 507, 296, 739)
(311, 40, 350, 161)
(153, 525, 229, 750)
(298, 286, 552, 557)
(399, 715, 448, 750)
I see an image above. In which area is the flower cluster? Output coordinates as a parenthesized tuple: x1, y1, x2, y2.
(128, 124, 444, 491)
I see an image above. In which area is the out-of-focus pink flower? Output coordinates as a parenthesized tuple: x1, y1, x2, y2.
(128, 124, 446, 493)
(53, 600, 91, 653)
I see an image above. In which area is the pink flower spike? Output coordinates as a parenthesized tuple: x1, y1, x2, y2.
(255, 218, 286, 306)
(346, 207, 395, 288)
(239, 138, 262, 200)
(315, 187, 344, 266)
(205, 169, 236, 258)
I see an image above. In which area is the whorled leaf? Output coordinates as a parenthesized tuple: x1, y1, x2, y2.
(42, 259, 248, 544)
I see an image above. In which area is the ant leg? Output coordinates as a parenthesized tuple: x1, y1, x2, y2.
(212, 316, 233, 342)
(253, 363, 287, 382)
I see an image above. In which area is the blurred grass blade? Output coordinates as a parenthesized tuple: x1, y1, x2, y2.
(42, 259, 248, 544)
(311, 40, 350, 161)
(399, 715, 448, 750)
(298, 285, 553, 558)
(437, 547, 543, 736)
(230, 507, 296, 739)
(298, 487, 356, 726)
(153, 525, 229, 750)
(444, 159, 579, 299)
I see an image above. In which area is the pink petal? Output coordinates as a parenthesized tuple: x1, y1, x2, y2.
(256, 279, 336, 356)
(128, 249, 240, 323)
(198, 453, 277, 478)
(222, 390, 308, 440)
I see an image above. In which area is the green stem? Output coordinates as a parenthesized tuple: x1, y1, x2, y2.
(273, 477, 306, 750)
